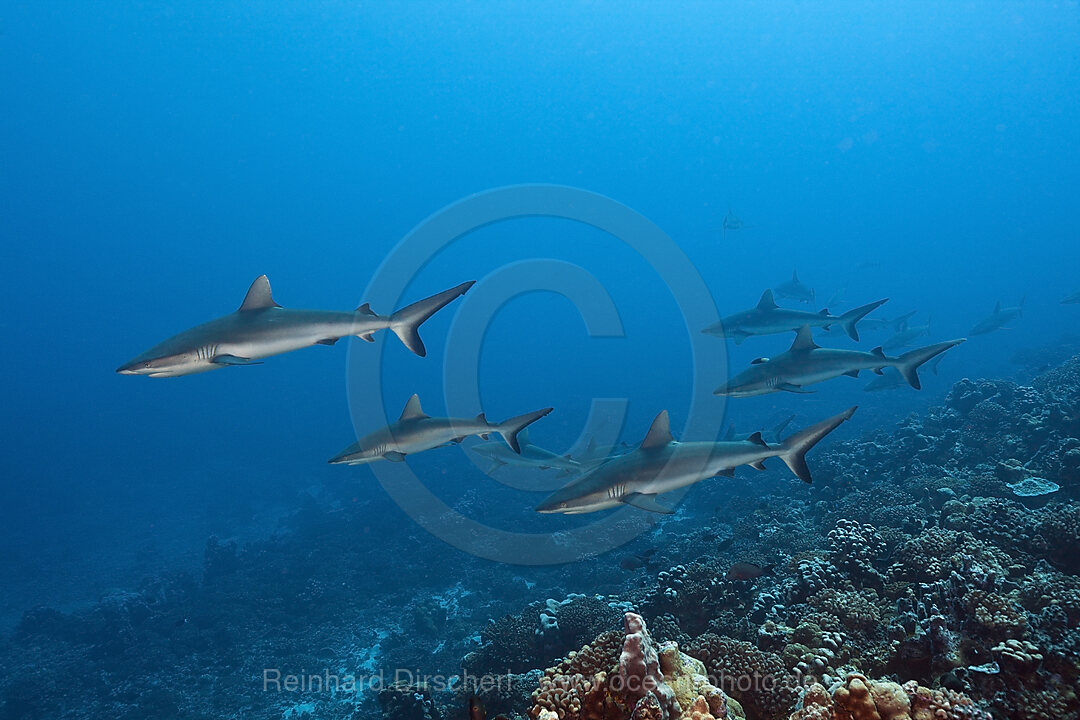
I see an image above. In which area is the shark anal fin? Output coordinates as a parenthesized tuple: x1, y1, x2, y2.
(623, 493, 674, 514)
(778, 383, 813, 394)
(315, 338, 339, 346)
(384, 451, 406, 462)
(715, 467, 736, 478)
(211, 354, 262, 366)
(359, 333, 375, 343)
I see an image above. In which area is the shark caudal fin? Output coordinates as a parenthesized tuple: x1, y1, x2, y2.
(496, 408, 554, 453)
(838, 298, 890, 341)
(894, 339, 966, 389)
(388, 281, 475, 357)
(777, 406, 857, 483)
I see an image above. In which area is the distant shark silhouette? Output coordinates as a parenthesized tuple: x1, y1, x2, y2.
(722, 210, 753, 239)
(969, 299, 1025, 336)
(702, 289, 887, 343)
(714, 326, 965, 397)
(329, 394, 553, 465)
(774, 270, 816, 305)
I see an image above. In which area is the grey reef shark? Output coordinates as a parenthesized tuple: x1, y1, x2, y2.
(702, 289, 888, 344)
(881, 314, 932, 351)
(722, 414, 795, 443)
(857, 310, 917, 334)
(329, 394, 553, 465)
(469, 428, 595, 477)
(774, 270, 816, 305)
(969, 299, 1025, 336)
(536, 406, 856, 515)
(714, 325, 965, 397)
(118, 275, 474, 377)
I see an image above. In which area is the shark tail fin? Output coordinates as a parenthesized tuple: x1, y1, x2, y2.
(777, 406, 857, 483)
(388, 281, 475, 357)
(496, 408, 554, 453)
(837, 298, 889, 342)
(894, 339, 966, 390)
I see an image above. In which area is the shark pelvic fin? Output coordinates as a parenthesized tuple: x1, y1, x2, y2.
(399, 394, 429, 421)
(239, 275, 281, 312)
(315, 338, 339, 346)
(210, 354, 262, 366)
(843, 369, 860, 378)
(623, 493, 675, 514)
(750, 460, 767, 470)
(640, 410, 673, 449)
(757, 289, 779, 310)
(789, 325, 820, 352)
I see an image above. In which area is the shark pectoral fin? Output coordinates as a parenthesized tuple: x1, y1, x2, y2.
(778, 383, 814, 394)
(733, 332, 750, 345)
(383, 451, 406, 462)
(484, 460, 503, 475)
(750, 460, 767, 471)
(622, 493, 675, 514)
(843, 369, 860, 378)
(315, 338, 340, 346)
(210, 354, 262, 366)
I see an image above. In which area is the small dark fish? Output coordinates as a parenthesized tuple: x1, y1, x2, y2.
(619, 549, 658, 571)
(726, 562, 774, 581)
(469, 696, 486, 720)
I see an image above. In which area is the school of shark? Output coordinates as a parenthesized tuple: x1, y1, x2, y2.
(117, 266, 1072, 518)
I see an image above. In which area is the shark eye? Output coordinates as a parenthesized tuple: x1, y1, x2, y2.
(751, 357, 770, 365)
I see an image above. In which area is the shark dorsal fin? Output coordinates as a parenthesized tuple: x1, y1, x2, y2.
(994, 301, 1001, 314)
(871, 346, 886, 359)
(239, 275, 281, 311)
(792, 270, 800, 282)
(399, 394, 429, 422)
(723, 424, 735, 441)
(789, 326, 819, 352)
(756, 289, 779, 310)
(356, 302, 377, 316)
(640, 410, 673, 449)
(747, 431, 768, 448)
(818, 308, 830, 316)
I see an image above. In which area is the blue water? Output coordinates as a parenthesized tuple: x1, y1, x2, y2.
(1, 0, 1077, 662)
